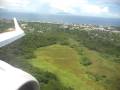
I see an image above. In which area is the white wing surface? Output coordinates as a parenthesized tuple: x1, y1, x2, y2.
(0, 18, 25, 47)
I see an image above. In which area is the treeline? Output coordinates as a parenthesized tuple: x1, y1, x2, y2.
(65, 29, 120, 57)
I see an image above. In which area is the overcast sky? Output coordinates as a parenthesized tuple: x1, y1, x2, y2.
(1, 0, 120, 18)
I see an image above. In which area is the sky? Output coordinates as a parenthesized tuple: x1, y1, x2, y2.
(1, 0, 120, 18)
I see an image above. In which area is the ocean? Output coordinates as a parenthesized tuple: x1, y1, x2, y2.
(0, 12, 120, 26)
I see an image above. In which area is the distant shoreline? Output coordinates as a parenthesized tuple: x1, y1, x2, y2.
(0, 13, 120, 26)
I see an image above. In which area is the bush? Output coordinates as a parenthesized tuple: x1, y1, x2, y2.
(80, 56, 92, 66)
(114, 58, 120, 63)
(94, 74, 106, 81)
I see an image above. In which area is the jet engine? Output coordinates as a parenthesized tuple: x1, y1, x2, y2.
(0, 60, 39, 90)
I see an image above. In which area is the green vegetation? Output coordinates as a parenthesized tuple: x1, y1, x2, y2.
(0, 19, 14, 33)
(0, 20, 120, 90)
(80, 56, 92, 66)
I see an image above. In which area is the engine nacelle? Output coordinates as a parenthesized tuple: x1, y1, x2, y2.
(0, 60, 40, 90)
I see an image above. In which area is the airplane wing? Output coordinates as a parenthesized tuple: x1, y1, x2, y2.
(0, 18, 25, 47)
(0, 18, 39, 90)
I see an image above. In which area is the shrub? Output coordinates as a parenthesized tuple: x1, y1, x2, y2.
(80, 56, 92, 66)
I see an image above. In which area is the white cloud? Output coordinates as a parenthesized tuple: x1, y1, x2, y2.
(1, 0, 120, 18)
(80, 5, 109, 15)
(39, 0, 110, 15)
(49, 0, 86, 11)
(97, 0, 120, 4)
(1, 0, 35, 12)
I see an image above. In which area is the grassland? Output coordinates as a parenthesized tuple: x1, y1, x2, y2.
(28, 44, 120, 90)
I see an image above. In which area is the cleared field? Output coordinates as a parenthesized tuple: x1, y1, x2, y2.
(29, 44, 120, 90)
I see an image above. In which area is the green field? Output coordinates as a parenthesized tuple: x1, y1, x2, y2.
(28, 44, 120, 90)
